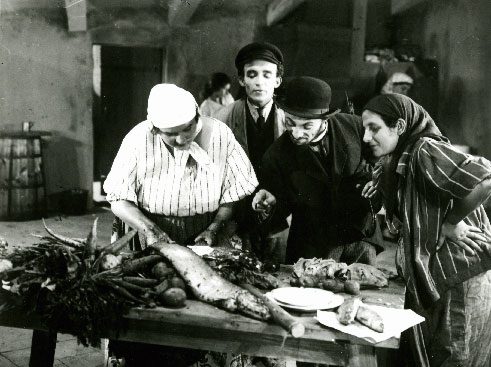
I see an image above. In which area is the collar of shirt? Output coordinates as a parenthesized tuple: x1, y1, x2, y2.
(247, 98, 274, 123)
(309, 122, 328, 145)
(149, 119, 212, 169)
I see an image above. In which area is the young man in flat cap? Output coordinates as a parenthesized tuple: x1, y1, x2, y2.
(252, 76, 383, 267)
(216, 42, 288, 263)
(215, 41, 285, 174)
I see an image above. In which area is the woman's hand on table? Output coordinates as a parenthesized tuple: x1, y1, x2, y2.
(437, 220, 488, 255)
(194, 229, 217, 246)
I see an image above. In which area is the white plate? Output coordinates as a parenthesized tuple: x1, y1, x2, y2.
(267, 287, 344, 312)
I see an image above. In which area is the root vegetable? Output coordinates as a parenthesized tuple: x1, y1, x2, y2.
(337, 298, 362, 325)
(98, 279, 142, 304)
(356, 304, 384, 333)
(0, 259, 13, 274)
(169, 276, 186, 290)
(100, 254, 122, 271)
(344, 280, 361, 295)
(84, 218, 98, 261)
(152, 262, 175, 279)
(321, 279, 345, 293)
(298, 276, 315, 288)
(121, 255, 162, 274)
(290, 277, 300, 286)
(110, 279, 147, 294)
(159, 287, 186, 308)
(155, 279, 170, 295)
(42, 218, 83, 248)
(123, 277, 159, 287)
(103, 230, 137, 255)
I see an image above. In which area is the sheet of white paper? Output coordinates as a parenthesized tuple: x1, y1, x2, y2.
(187, 245, 214, 256)
(316, 304, 425, 344)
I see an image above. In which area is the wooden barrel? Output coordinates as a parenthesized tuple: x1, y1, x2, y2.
(0, 134, 46, 220)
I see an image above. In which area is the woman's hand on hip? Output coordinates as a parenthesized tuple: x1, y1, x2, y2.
(437, 220, 488, 255)
(194, 229, 217, 246)
(359, 180, 378, 199)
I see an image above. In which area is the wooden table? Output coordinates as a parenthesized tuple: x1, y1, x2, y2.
(0, 278, 405, 367)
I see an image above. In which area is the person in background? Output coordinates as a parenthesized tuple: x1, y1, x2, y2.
(199, 72, 235, 118)
(215, 42, 288, 264)
(362, 93, 491, 367)
(380, 72, 413, 96)
(252, 76, 383, 266)
(103, 83, 258, 366)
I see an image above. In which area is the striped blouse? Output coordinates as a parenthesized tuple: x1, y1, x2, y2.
(103, 117, 258, 217)
(394, 137, 491, 306)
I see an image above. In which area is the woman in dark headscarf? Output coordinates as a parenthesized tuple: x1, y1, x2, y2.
(361, 93, 491, 367)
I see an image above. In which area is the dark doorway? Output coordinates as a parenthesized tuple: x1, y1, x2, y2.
(93, 45, 163, 183)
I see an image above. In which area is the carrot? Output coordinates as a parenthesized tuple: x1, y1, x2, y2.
(122, 277, 159, 287)
(98, 279, 142, 303)
(84, 218, 98, 261)
(110, 278, 147, 294)
(103, 229, 137, 255)
(42, 218, 83, 248)
(154, 279, 170, 295)
(121, 255, 162, 274)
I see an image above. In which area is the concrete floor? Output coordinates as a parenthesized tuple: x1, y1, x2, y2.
(0, 208, 397, 367)
(0, 207, 114, 367)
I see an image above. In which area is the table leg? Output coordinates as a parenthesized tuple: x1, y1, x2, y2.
(29, 330, 57, 367)
(347, 344, 377, 367)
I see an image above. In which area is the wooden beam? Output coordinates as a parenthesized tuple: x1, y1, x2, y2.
(350, 0, 368, 75)
(168, 0, 203, 27)
(65, 0, 87, 32)
(266, 0, 306, 27)
(391, 0, 427, 15)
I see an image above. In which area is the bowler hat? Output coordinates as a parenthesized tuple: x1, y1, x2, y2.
(275, 76, 340, 119)
(235, 42, 283, 71)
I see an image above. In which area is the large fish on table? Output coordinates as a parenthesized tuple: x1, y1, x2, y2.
(151, 242, 271, 321)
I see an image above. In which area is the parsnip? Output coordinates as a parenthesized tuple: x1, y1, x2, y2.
(356, 304, 384, 333)
(337, 297, 362, 325)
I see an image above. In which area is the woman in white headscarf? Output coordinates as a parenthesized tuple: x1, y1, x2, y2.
(104, 83, 257, 249)
(103, 84, 258, 366)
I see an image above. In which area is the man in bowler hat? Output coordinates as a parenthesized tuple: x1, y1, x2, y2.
(252, 76, 382, 266)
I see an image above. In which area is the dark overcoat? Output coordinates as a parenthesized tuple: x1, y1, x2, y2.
(261, 113, 373, 263)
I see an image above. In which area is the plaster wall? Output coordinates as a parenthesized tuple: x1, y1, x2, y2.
(0, 10, 93, 206)
(0, 7, 258, 211)
(398, 0, 491, 159)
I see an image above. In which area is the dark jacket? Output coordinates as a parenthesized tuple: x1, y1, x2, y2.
(215, 98, 286, 156)
(261, 113, 373, 263)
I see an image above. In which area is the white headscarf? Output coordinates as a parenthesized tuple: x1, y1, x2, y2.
(147, 84, 198, 128)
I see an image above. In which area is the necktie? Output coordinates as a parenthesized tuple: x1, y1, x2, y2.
(256, 107, 265, 127)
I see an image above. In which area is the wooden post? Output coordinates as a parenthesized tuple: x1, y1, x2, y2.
(29, 330, 57, 367)
(347, 344, 377, 367)
(65, 0, 87, 32)
(168, 0, 203, 27)
(266, 0, 306, 27)
(351, 0, 368, 77)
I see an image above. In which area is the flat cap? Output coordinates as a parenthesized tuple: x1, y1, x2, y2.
(235, 42, 284, 71)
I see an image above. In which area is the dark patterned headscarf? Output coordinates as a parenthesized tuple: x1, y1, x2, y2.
(364, 94, 445, 221)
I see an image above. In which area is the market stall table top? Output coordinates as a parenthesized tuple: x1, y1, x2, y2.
(0, 269, 405, 367)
